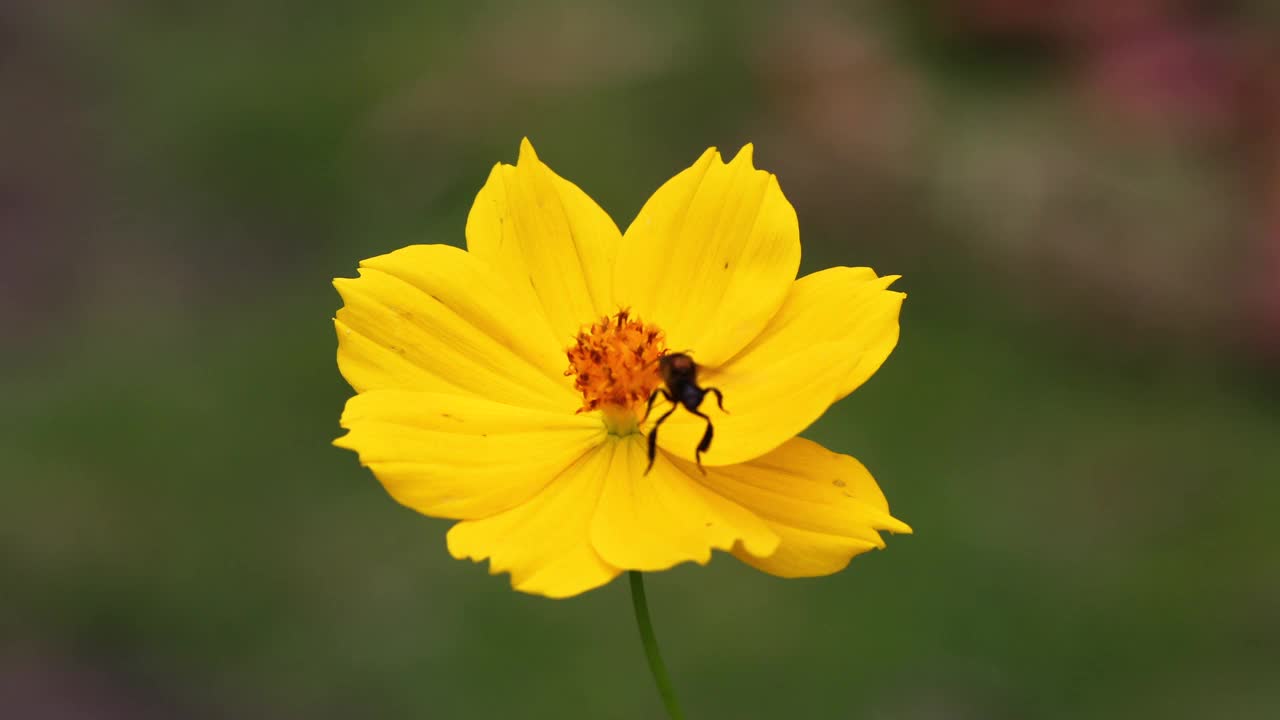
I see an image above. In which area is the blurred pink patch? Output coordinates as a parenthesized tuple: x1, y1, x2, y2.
(947, 0, 1243, 135)
(1078, 20, 1241, 136)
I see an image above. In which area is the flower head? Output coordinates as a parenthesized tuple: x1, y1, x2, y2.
(334, 139, 910, 598)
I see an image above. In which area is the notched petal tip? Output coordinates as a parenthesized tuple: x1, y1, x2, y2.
(885, 517, 913, 535)
(517, 136, 539, 164)
(868, 273, 907, 305)
(735, 527, 782, 560)
(444, 526, 479, 562)
(331, 430, 355, 451)
(332, 275, 356, 295)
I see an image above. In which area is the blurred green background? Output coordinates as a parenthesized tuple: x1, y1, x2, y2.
(4, 1, 1279, 718)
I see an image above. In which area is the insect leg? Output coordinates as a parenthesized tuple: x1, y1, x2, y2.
(641, 388, 673, 423)
(689, 408, 715, 475)
(705, 386, 726, 413)
(645, 405, 679, 476)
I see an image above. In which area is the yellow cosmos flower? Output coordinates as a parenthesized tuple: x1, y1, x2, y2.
(333, 139, 911, 599)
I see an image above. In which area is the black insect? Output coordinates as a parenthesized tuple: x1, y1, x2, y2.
(642, 353, 726, 475)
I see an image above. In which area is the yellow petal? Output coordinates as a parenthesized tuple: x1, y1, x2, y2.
(697, 438, 911, 578)
(334, 244, 579, 413)
(614, 145, 801, 366)
(465, 138, 622, 343)
(770, 266, 905, 398)
(447, 443, 620, 598)
(651, 267, 904, 466)
(588, 435, 779, 572)
(739, 525, 884, 578)
(336, 390, 606, 520)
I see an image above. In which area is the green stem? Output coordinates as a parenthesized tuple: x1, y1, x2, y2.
(629, 571, 686, 720)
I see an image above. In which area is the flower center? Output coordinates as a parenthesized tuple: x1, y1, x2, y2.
(565, 309, 667, 427)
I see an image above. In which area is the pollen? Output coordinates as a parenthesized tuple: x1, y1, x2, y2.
(565, 308, 667, 415)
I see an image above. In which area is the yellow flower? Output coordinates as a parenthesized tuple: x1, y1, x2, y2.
(333, 139, 911, 598)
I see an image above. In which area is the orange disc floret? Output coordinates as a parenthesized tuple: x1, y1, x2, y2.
(565, 308, 666, 414)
